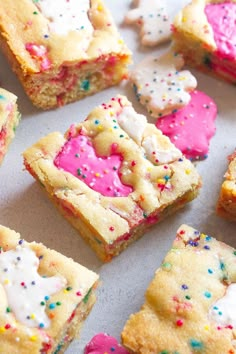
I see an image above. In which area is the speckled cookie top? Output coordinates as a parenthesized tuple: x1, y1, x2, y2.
(0, 88, 17, 127)
(23, 95, 201, 243)
(122, 224, 236, 354)
(0, 225, 98, 353)
(0, 0, 131, 72)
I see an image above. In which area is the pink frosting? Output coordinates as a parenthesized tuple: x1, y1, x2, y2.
(84, 333, 129, 354)
(155, 90, 217, 160)
(54, 133, 133, 197)
(205, 3, 236, 60)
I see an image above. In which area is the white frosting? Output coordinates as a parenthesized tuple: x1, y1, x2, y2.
(131, 52, 197, 117)
(0, 245, 66, 328)
(35, 0, 93, 36)
(142, 135, 181, 164)
(209, 284, 236, 328)
(125, 0, 190, 46)
(117, 106, 147, 145)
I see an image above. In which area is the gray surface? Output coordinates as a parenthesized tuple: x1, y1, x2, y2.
(0, 1, 235, 353)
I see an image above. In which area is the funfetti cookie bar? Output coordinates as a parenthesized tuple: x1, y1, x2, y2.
(125, 0, 190, 47)
(0, 0, 131, 109)
(156, 90, 217, 160)
(130, 51, 197, 118)
(0, 225, 99, 354)
(217, 151, 236, 221)
(0, 88, 20, 165)
(173, 0, 236, 83)
(122, 224, 236, 354)
(23, 95, 201, 262)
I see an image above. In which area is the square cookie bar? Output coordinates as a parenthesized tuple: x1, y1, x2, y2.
(217, 151, 236, 221)
(173, 0, 236, 83)
(0, 88, 20, 165)
(23, 95, 201, 262)
(122, 224, 236, 354)
(0, 225, 99, 353)
(0, 0, 131, 109)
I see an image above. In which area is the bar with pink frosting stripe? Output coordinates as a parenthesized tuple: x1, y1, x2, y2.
(23, 95, 201, 262)
(173, 0, 236, 83)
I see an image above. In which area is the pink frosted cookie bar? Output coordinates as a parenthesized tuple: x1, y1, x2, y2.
(0, 88, 20, 165)
(0, 0, 131, 109)
(122, 224, 236, 354)
(131, 51, 197, 118)
(125, 0, 190, 47)
(23, 95, 201, 262)
(173, 0, 236, 83)
(0, 224, 98, 354)
(156, 90, 217, 160)
(85, 333, 129, 354)
(217, 151, 236, 221)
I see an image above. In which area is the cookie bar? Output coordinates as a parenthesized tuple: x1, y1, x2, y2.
(125, 0, 190, 47)
(122, 224, 236, 354)
(0, 224, 99, 353)
(0, 0, 131, 110)
(173, 0, 236, 83)
(0, 88, 20, 165)
(130, 51, 197, 118)
(217, 151, 236, 221)
(23, 95, 201, 262)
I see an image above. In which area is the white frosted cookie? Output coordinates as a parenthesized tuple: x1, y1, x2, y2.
(130, 51, 197, 118)
(125, 0, 190, 46)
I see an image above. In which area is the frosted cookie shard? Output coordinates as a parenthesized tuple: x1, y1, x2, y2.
(130, 51, 197, 118)
(156, 90, 217, 160)
(23, 95, 201, 262)
(84, 333, 129, 354)
(0, 224, 99, 353)
(173, 0, 236, 83)
(217, 151, 236, 221)
(0, 0, 131, 109)
(125, 0, 190, 46)
(122, 224, 236, 354)
(0, 88, 20, 165)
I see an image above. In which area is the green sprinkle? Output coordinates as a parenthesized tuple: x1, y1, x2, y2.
(33, 11, 38, 14)
(189, 338, 204, 350)
(161, 262, 172, 271)
(56, 302, 61, 306)
(81, 79, 90, 91)
(83, 288, 92, 304)
(119, 134, 124, 138)
(233, 250, 236, 256)
(40, 301, 45, 306)
(77, 168, 82, 176)
(143, 212, 148, 218)
(66, 286, 72, 291)
(185, 295, 191, 300)
(6, 307, 11, 313)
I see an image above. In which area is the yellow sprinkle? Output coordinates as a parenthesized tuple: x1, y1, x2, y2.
(147, 167, 152, 172)
(30, 335, 37, 342)
(204, 325, 209, 331)
(182, 17, 187, 22)
(0, 327, 5, 333)
(98, 126, 103, 131)
(118, 39, 124, 45)
(178, 76, 186, 81)
(157, 178, 165, 184)
(109, 128, 113, 132)
(4, 279, 9, 285)
(185, 169, 191, 175)
(97, 4, 103, 11)
(95, 173, 100, 177)
(30, 314, 36, 319)
(200, 233, 206, 239)
(109, 111, 114, 116)
(63, 289, 68, 293)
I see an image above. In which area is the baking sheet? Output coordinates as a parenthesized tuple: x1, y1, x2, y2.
(0, 0, 235, 353)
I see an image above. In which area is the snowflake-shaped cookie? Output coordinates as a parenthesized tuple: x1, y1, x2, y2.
(130, 51, 197, 118)
(125, 0, 190, 46)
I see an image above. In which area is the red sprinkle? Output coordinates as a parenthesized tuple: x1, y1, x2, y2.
(109, 226, 115, 231)
(5, 324, 11, 330)
(176, 319, 184, 327)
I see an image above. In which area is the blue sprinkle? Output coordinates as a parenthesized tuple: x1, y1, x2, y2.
(204, 245, 210, 250)
(189, 339, 204, 350)
(44, 295, 50, 301)
(39, 323, 44, 328)
(81, 79, 90, 91)
(205, 235, 212, 241)
(208, 268, 213, 274)
(204, 291, 211, 298)
(49, 303, 56, 309)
